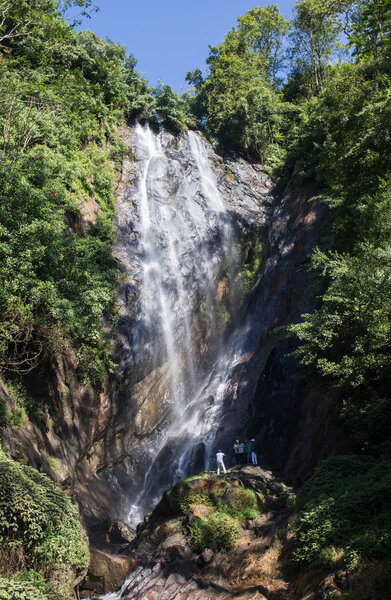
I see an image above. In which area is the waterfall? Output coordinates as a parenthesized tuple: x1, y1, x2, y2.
(119, 124, 247, 526)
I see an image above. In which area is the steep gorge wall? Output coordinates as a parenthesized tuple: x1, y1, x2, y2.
(0, 126, 347, 534)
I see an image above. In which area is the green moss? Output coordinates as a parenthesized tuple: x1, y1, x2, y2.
(241, 228, 264, 292)
(218, 487, 261, 523)
(189, 510, 240, 553)
(217, 307, 231, 329)
(179, 491, 214, 515)
(0, 378, 35, 427)
(224, 164, 235, 181)
(162, 475, 261, 554)
(138, 527, 150, 543)
(49, 457, 61, 473)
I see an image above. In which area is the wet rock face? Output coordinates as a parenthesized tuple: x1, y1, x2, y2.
(74, 126, 346, 527)
(113, 125, 273, 376)
(212, 180, 348, 483)
(93, 124, 278, 523)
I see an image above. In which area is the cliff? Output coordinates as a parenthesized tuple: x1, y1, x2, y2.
(1, 125, 347, 541)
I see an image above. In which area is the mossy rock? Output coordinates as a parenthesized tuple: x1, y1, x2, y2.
(154, 519, 182, 541)
(0, 457, 89, 599)
(161, 474, 229, 516)
(188, 510, 241, 553)
(187, 504, 214, 524)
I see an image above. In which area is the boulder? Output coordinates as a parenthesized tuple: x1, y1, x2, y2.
(108, 519, 136, 544)
(200, 548, 214, 564)
(81, 547, 138, 595)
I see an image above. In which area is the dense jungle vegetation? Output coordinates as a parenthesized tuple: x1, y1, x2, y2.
(0, 0, 390, 597)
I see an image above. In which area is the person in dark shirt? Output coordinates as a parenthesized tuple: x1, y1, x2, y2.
(245, 439, 252, 464)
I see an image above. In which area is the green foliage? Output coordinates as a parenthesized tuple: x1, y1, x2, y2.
(241, 229, 264, 292)
(0, 0, 148, 388)
(349, 0, 391, 61)
(189, 511, 240, 553)
(236, 5, 291, 83)
(0, 378, 29, 426)
(286, 58, 391, 454)
(288, 0, 349, 93)
(295, 456, 391, 567)
(0, 574, 47, 600)
(0, 456, 89, 599)
(151, 81, 194, 133)
(0, 154, 118, 385)
(289, 241, 391, 389)
(187, 5, 290, 162)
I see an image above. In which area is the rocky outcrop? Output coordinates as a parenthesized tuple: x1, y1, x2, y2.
(80, 124, 280, 524)
(81, 467, 382, 600)
(80, 125, 348, 529)
(79, 467, 297, 600)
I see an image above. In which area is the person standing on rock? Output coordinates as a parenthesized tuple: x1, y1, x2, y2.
(233, 440, 240, 465)
(250, 438, 257, 464)
(237, 440, 245, 464)
(245, 439, 252, 464)
(216, 450, 227, 475)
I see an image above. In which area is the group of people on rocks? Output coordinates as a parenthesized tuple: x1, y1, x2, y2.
(233, 439, 257, 465)
(215, 438, 258, 475)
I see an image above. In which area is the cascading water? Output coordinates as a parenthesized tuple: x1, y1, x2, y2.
(85, 121, 325, 600)
(124, 123, 248, 526)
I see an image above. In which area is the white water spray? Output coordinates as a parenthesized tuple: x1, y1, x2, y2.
(125, 124, 248, 526)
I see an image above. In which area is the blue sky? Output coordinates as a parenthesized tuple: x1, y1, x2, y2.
(80, 0, 296, 91)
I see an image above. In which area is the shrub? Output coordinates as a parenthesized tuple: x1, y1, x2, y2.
(179, 491, 213, 515)
(0, 457, 89, 599)
(189, 511, 240, 553)
(220, 487, 260, 523)
(0, 575, 47, 600)
(295, 455, 391, 568)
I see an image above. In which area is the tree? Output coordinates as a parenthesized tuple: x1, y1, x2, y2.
(349, 0, 391, 61)
(237, 5, 290, 84)
(288, 0, 348, 92)
(187, 5, 290, 161)
(152, 81, 193, 133)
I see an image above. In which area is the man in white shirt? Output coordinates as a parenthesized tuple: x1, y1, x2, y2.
(216, 450, 226, 475)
